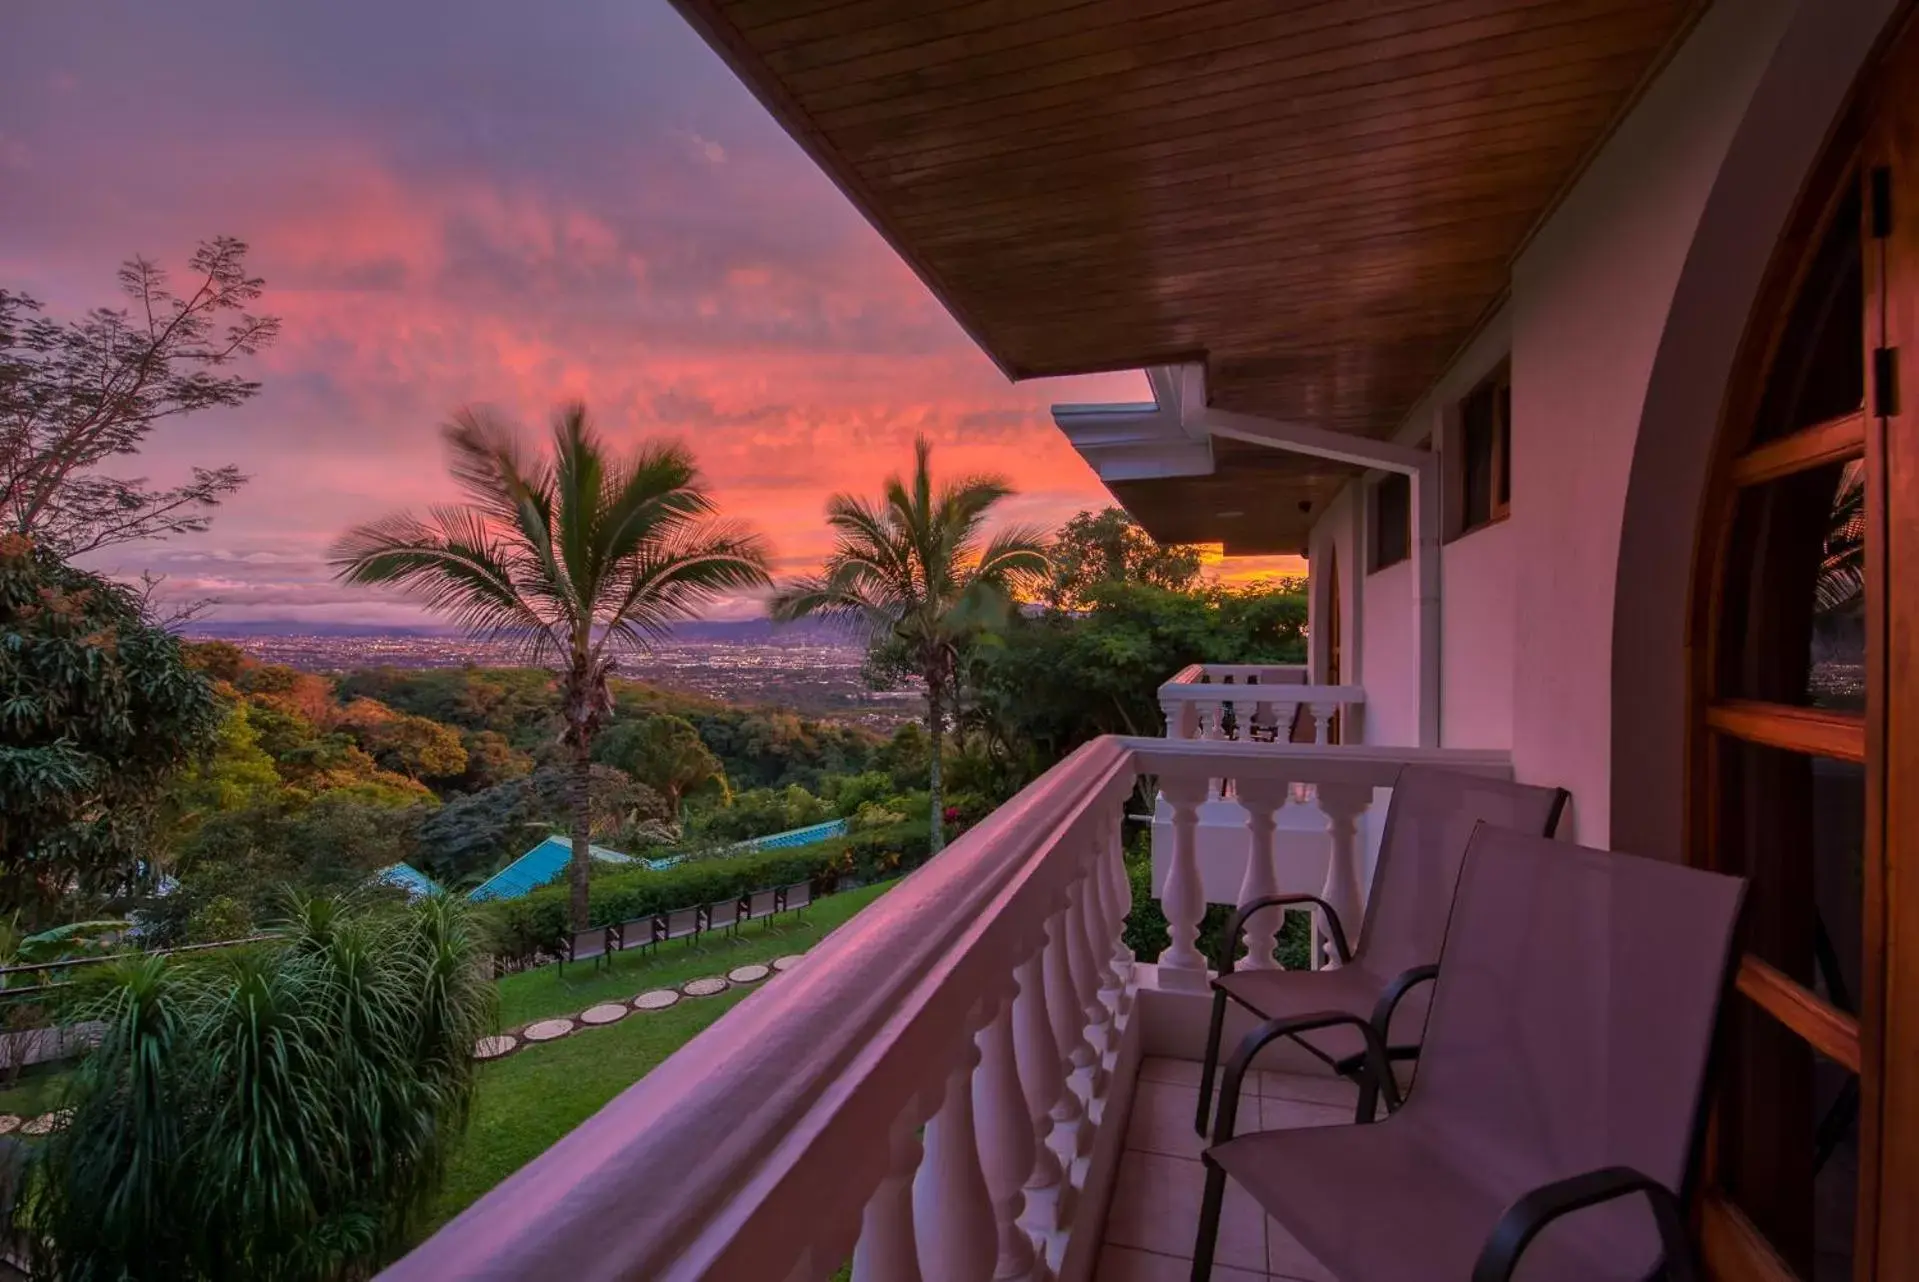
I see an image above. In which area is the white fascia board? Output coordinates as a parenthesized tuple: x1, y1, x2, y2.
(1085, 441, 1215, 481)
(1199, 407, 1430, 475)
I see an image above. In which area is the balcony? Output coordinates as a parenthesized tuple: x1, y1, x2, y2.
(384, 733, 1511, 1282)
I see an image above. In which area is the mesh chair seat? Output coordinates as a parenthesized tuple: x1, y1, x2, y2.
(1211, 964, 1399, 1067)
(1211, 1118, 1654, 1282)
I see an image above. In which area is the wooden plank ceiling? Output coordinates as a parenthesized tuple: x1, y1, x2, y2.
(670, 0, 1700, 553)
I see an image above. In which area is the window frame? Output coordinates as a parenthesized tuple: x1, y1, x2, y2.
(1368, 471, 1411, 574)
(1447, 361, 1513, 541)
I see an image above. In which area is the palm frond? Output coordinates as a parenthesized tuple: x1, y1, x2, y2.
(598, 519, 772, 654)
(328, 507, 557, 660)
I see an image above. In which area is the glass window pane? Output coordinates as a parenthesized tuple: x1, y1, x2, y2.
(1716, 734, 1864, 1280)
(1717, 737, 1865, 1002)
(1718, 997, 1860, 1282)
(1750, 185, 1863, 446)
(1372, 474, 1409, 570)
(1460, 383, 1495, 529)
(1717, 459, 1866, 712)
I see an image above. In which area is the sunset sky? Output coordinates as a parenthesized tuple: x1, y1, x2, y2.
(1, 2, 1297, 626)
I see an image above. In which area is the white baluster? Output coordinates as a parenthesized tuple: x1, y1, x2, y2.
(975, 981, 1044, 1282)
(1041, 905, 1092, 1165)
(915, 1001, 998, 1282)
(852, 1097, 931, 1282)
(1156, 775, 1210, 990)
(1316, 783, 1372, 970)
(1312, 702, 1334, 745)
(1233, 778, 1292, 970)
(1015, 943, 1071, 1244)
(1063, 872, 1110, 1106)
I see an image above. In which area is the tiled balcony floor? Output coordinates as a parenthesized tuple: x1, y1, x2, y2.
(1097, 1057, 1358, 1282)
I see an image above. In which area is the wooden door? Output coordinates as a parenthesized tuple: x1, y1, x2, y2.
(1691, 17, 1919, 1279)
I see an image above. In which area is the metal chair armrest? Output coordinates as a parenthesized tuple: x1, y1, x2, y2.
(1213, 1011, 1395, 1145)
(1472, 1166, 1697, 1282)
(1368, 963, 1439, 1036)
(1217, 894, 1354, 974)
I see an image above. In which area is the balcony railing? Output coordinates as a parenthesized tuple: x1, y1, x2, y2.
(385, 735, 1510, 1282)
(1157, 662, 1365, 745)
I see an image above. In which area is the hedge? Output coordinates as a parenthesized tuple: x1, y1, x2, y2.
(479, 818, 941, 966)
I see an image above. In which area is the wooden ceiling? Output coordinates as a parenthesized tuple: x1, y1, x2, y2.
(670, 0, 1701, 549)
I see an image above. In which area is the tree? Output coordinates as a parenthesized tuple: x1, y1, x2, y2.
(161, 700, 284, 834)
(1043, 506, 1203, 610)
(332, 404, 770, 928)
(971, 581, 1308, 763)
(359, 713, 469, 783)
(0, 537, 221, 925)
(769, 436, 1046, 853)
(0, 238, 280, 555)
(25, 894, 494, 1279)
(596, 714, 728, 820)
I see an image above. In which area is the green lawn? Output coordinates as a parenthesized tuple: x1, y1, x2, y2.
(0, 1069, 68, 1117)
(422, 879, 897, 1238)
(493, 879, 895, 1027)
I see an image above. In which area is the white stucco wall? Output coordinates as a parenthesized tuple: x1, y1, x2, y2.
(1506, 0, 1797, 843)
(1359, 558, 1418, 748)
(1439, 520, 1515, 750)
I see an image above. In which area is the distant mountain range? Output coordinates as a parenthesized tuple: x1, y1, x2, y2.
(179, 617, 850, 643)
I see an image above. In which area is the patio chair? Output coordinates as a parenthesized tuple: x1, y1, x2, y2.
(1196, 766, 1568, 1134)
(701, 896, 740, 939)
(777, 880, 813, 919)
(559, 925, 612, 975)
(653, 905, 702, 948)
(1192, 824, 1746, 1281)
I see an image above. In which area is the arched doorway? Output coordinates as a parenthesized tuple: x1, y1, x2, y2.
(1689, 14, 1919, 1277)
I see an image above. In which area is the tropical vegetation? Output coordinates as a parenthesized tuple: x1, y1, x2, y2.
(770, 435, 1047, 853)
(21, 893, 493, 1280)
(331, 404, 771, 929)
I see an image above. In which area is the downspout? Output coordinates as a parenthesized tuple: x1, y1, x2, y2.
(1172, 366, 1442, 749)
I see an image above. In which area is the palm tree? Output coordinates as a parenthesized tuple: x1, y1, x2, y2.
(332, 405, 770, 929)
(769, 435, 1046, 853)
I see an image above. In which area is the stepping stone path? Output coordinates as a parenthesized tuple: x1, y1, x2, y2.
(474, 1035, 517, 1060)
(20, 1112, 66, 1136)
(475, 939, 829, 1058)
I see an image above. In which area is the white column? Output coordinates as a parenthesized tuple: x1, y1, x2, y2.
(852, 1098, 931, 1282)
(1316, 782, 1372, 969)
(1156, 775, 1210, 990)
(974, 983, 1044, 1282)
(1233, 778, 1292, 970)
(915, 1002, 997, 1282)
(1014, 945, 1070, 1242)
(1311, 702, 1335, 745)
